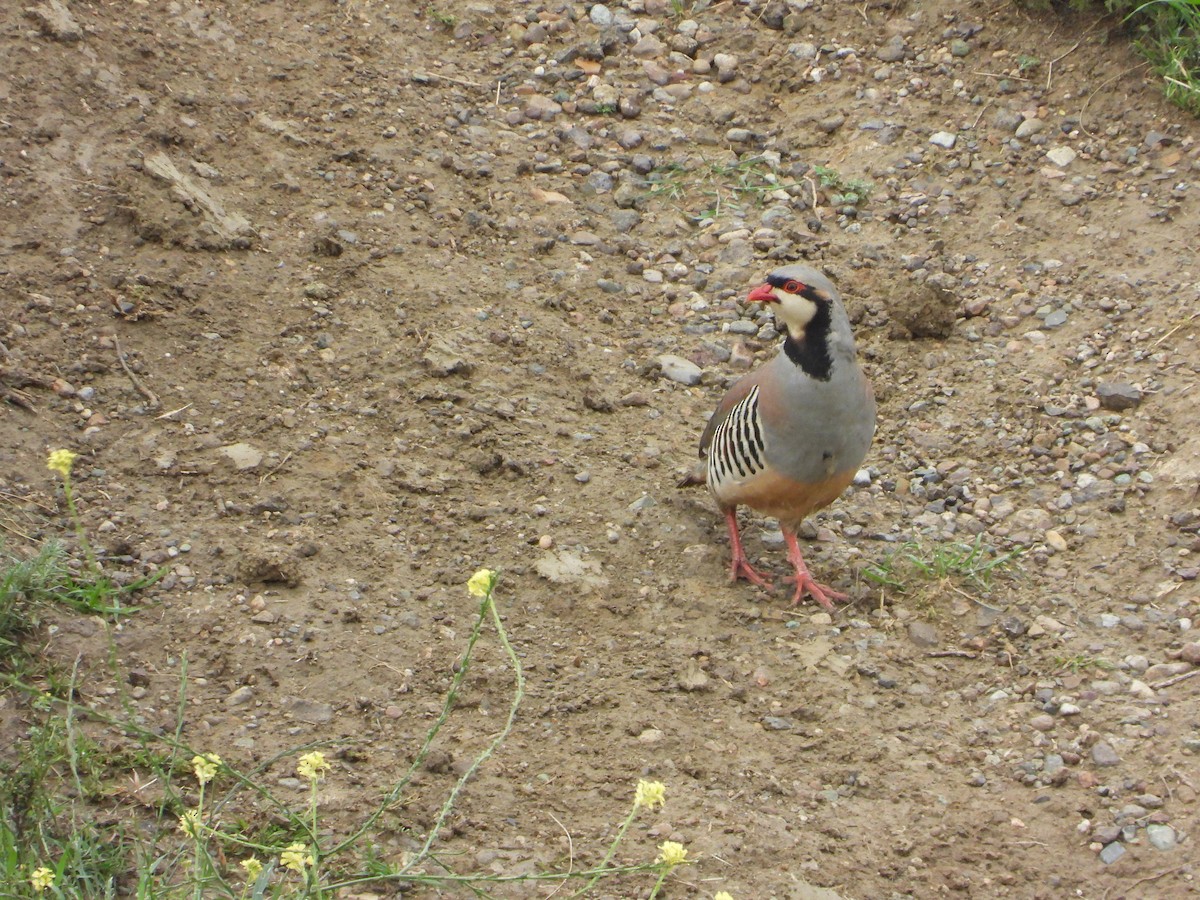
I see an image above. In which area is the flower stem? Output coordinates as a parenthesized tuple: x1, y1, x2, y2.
(567, 803, 639, 898)
(61, 474, 100, 578)
(647, 867, 671, 900)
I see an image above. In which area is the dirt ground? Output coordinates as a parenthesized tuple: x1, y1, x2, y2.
(3, 0, 1199, 897)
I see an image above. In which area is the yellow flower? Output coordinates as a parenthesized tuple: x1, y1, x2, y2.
(656, 840, 688, 868)
(280, 842, 313, 873)
(297, 750, 331, 782)
(178, 810, 202, 838)
(47, 449, 78, 477)
(30, 866, 55, 892)
(191, 752, 222, 785)
(634, 779, 666, 810)
(241, 857, 264, 881)
(467, 568, 497, 597)
(714, 893, 734, 900)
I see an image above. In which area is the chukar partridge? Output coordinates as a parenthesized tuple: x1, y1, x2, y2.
(683, 265, 875, 609)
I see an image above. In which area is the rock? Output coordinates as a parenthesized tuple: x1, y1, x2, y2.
(1099, 842, 1126, 865)
(1091, 742, 1120, 767)
(524, 95, 562, 121)
(1046, 147, 1077, 167)
(1146, 824, 1177, 851)
(993, 108, 1023, 132)
(1030, 714, 1056, 732)
(286, 698, 334, 724)
(876, 34, 909, 62)
(226, 686, 256, 707)
(617, 129, 643, 149)
(25, 0, 83, 41)
(949, 39, 970, 57)
(588, 4, 614, 26)
(762, 716, 793, 731)
(535, 551, 609, 590)
(1179, 642, 1200, 665)
(1096, 382, 1141, 411)
(423, 337, 473, 377)
(930, 131, 957, 149)
(677, 659, 710, 692)
(1015, 118, 1045, 139)
(219, 442, 264, 471)
(908, 621, 939, 647)
(713, 52, 739, 81)
(304, 281, 335, 300)
(656, 354, 703, 385)
(631, 34, 665, 58)
(1145, 661, 1191, 681)
(1011, 508, 1054, 531)
(1043, 309, 1068, 328)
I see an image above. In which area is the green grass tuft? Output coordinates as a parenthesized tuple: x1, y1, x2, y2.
(863, 534, 1024, 602)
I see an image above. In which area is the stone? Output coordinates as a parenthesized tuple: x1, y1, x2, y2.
(1146, 824, 1177, 851)
(589, 4, 614, 26)
(631, 34, 665, 58)
(657, 354, 703, 385)
(286, 698, 334, 724)
(423, 337, 472, 376)
(26, 0, 84, 41)
(524, 95, 563, 121)
(1091, 742, 1120, 767)
(1044, 310, 1068, 328)
(218, 442, 264, 471)
(1099, 842, 1126, 865)
(1046, 146, 1077, 167)
(1015, 118, 1045, 139)
(930, 131, 957, 149)
(304, 281, 335, 300)
(877, 34, 909, 62)
(1096, 382, 1141, 411)
(908, 621, 939, 647)
(226, 685, 256, 707)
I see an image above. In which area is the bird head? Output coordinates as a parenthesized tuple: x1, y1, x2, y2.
(746, 265, 838, 338)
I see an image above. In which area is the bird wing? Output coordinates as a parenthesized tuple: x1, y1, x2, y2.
(697, 371, 761, 458)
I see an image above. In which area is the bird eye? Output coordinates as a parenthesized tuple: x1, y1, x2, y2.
(783, 280, 802, 293)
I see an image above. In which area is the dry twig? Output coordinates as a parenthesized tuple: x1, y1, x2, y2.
(1150, 668, 1199, 690)
(114, 338, 160, 409)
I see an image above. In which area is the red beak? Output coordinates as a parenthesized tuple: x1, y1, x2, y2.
(747, 283, 777, 303)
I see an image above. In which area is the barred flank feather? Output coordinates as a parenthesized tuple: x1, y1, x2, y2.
(707, 385, 767, 490)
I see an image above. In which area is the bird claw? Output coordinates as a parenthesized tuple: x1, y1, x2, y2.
(729, 557, 774, 591)
(786, 574, 846, 611)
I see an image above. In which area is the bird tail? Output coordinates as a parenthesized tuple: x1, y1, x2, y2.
(677, 461, 707, 489)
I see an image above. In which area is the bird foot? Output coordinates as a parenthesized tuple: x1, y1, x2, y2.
(785, 573, 845, 611)
(729, 556, 773, 591)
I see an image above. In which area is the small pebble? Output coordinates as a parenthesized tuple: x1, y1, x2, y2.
(1099, 842, 1126, 865)
(1091, 742, 1121, 767)
(1146, 824, 1177, 851)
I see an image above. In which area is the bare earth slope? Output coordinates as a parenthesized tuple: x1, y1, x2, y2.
(2, 0, 1198, 896)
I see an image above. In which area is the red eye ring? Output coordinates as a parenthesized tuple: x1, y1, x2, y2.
(783, 280, 803, 293)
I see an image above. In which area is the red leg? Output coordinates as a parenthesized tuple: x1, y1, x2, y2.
(783, 530, 846, 611)
(723, 508, 773, 590)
